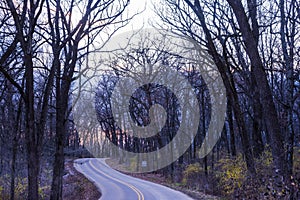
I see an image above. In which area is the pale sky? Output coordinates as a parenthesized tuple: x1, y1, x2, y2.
(121, 0, 161, 32)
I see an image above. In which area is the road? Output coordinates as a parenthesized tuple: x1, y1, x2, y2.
(74, 158, 193, 200)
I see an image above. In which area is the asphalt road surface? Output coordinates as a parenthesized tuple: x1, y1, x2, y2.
(74, 158, 193, 200)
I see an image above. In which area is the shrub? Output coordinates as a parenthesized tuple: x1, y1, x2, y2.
(15, 177, 27, 199)
(182, 163, 202, 188)
(0, 186, 3, 200)
(129, 157, 137, 171)
(216, 154, 246, 195)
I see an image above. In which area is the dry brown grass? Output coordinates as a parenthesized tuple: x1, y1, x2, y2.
(63, 160, 101, 200)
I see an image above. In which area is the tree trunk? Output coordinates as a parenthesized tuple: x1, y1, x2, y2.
(251, 74, 264, 158)
(204, 155, 208, 177)
(50, 35, 78, 198)
(227, 98, 236, 157)
(226, 0, 287, 178)
(8, 82, 17, 200)
(50, 53, 65, 200)
(248, 0, 264, 158)
(24, 51, 40, 200)
(50, 105, 65, 200)
(279, 0, 296, 178)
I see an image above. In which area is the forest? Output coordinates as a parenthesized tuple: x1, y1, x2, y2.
(0, 0, 299, 199)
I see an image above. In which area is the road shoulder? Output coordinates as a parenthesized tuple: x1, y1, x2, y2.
(63, 159, 101, 200)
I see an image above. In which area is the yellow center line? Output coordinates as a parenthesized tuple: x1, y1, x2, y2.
(89, 160, 145, 200)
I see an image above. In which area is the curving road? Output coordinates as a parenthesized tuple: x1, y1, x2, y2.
(74, 158, 193, 200)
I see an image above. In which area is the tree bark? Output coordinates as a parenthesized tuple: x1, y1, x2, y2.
(24, 49, 40, 200)
(227, 98, 236, 157)
(251, 74, 264, 157)
(247, 0, 264, 158)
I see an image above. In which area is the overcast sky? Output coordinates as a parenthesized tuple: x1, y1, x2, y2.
(122, 0, 160, 32)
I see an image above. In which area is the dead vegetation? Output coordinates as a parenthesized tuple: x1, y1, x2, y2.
(62, 159, 101, 200)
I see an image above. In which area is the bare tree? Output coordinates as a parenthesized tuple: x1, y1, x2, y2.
(225, 0, 286, 179)
(0, 0, 132, 198)
(1, 0, 56, 199)
(155, 0, 256, 175)
(43, 0, 131, 199)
